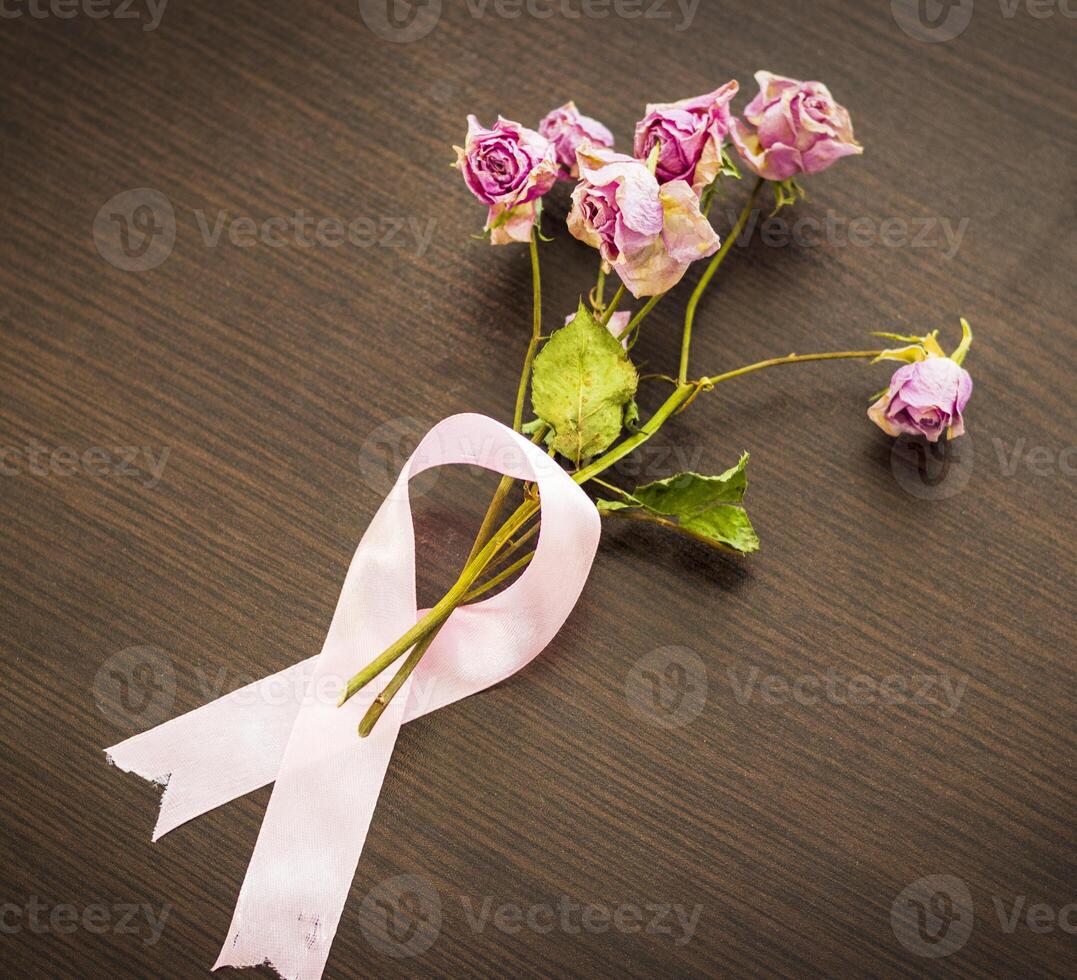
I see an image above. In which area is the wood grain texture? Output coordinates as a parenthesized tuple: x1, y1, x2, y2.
(1, 1, 1074, 976)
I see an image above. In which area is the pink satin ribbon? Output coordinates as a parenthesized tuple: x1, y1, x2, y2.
(105, 414, 601, 979)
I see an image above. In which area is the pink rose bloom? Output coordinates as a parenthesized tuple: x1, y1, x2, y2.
(566, 310, 631, 349)
(454, 115, 558, 244)
(731, 71, 863, 182)
(633, 81, 739, 193)
(869, 357, 973, 442)
(539, 102, 614, 179)
(567, 145, 720, 298)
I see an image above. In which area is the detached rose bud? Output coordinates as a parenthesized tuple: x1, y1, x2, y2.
(567, 145, 720, 298)
(633, 81, 739, 193)
(869, 357, 973, 443)
(731, 71, 863, 182)
(454, 115, 558, 244)
(539, 102, 615, 179)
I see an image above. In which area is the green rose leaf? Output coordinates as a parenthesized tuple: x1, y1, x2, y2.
(950, 317, 973, 366)
(872, 344, 927, 366)
(521, 418, 555, 448)
(771, 176, 806, 215)
(597, 453, 760, 555)
(531, 300, 639, 466)
(718, 145, 742, 181)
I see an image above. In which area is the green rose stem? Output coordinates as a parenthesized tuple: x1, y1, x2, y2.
(340, 498, 538, 710)
(462, 550, 536, 602)
(616, 293, 664, 344)
(465, 230, 545, 567)
(356, 550, 540, 738)
(352, 231, 546, 727)
(600, 284, 627, 326)
(591, 262, 607, 311)
(515, 230, 544, 431)
(698, 350, 886, 386)
(679, 176, 765, 384)
(353, 520, 542, 736)
(344, 346, 889, 729)
(355, 629, 440, 737)
(475, 520, 540, 579)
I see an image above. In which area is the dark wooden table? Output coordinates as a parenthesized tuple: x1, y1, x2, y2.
(2, 1, 1075, 976)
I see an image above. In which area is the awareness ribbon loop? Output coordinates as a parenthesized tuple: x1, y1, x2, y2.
(105, 414, 601, 979)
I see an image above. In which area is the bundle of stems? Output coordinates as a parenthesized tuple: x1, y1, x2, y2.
(340, 179, 885, 736)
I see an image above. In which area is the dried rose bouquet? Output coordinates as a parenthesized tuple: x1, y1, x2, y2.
(338, 70, 976, 732)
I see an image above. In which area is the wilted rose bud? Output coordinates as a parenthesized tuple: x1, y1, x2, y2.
(869, 356, 973, 442)
(567, 145, 720, 298)
(539, 102, 614, 179)
(454, 115, 559, 244)
(633, 81, 739, 193)
(731, 71, 862, 182)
